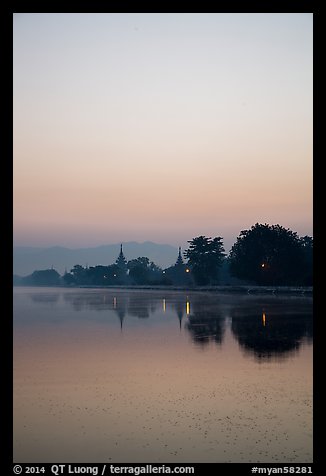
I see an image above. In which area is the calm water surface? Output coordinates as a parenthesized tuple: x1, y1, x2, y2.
(13, 287, 313, 463)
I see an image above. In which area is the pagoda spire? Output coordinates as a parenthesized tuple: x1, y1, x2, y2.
(113, 295, 126, 331)
(115, 243, 127, 273)
(175, 246, 184, 267)
(118, 311, 124, 331)
(174, 302, 184, 331)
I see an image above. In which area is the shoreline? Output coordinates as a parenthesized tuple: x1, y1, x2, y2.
(13, 284, 313, 295)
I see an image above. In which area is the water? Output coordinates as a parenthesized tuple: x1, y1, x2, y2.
(13, 287, 313, 463)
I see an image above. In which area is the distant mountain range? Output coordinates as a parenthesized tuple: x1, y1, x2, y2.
(13, 242, 179, 277)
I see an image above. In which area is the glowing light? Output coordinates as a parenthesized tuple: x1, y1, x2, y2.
(113, 297, 117, 309)
(162, 271, 166, 274)
(186, 301, 190, 315)
(185, 268, 190, 273)
(262, 312, 266, 326)
(163, 299, 166, 312)
(113, 274, 117, 277)
(261, 263, 265, 268)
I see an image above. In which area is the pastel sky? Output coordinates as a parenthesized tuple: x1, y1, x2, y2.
(13, 13, 313, 251)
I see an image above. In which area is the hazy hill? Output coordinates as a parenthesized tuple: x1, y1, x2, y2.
(13, 242, 179, 277)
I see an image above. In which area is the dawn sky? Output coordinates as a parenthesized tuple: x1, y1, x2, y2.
(13, 13, 313, 251)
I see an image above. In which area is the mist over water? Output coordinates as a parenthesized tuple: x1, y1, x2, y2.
(14, 287, 312, 463)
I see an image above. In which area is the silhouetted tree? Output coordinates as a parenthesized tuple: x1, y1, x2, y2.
(164, 264, 193, 286)
(107, 263, 126, 284)
(13, 275, 23, 286)
(184, 236, 225, 285)
(228, 223, 311, 285)
(84, 264, 124, 285)
(300, 236, 313, 285)
(21, 269, 61, 286)
(127, 257, 163, 285)
(128, 257, 150, 284)
(69, 264, 88, 285)
(63, 271, 75, 285)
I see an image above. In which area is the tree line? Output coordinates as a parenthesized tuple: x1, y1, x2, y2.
(15, 223, 313, 287)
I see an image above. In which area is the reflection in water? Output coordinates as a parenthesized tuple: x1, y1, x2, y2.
(30, 293, 60, 303)
(128, 295, 151, 319)
(15, 288, 313, 463)
(186, 312, 225, 347)
(63, 292, 113, 312)
(28, 290, 313, 360)
(112, 296, 126, 330)
(231, 311, 312, 361)
(185, 296, 226, 347)
(229, 297, 312, 361)
(172, 300, 185, 331)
